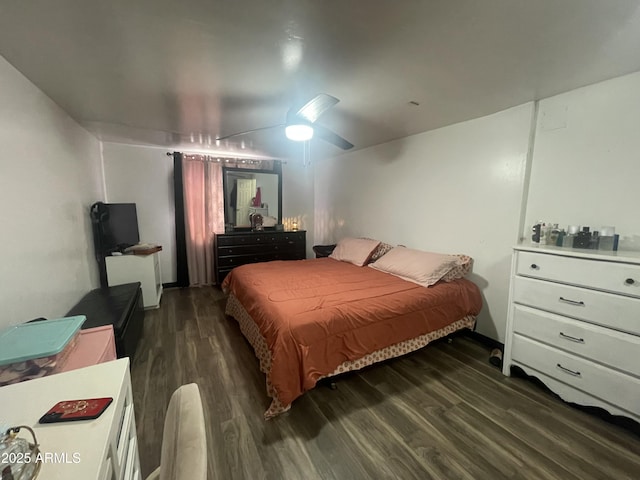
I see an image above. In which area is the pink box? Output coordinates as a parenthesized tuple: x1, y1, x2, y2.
(58, 325, 117, 373)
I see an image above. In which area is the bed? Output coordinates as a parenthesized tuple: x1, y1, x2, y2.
(222, 254, 482, 418)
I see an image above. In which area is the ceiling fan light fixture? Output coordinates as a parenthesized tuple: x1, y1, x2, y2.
(285, 124, 314, 142)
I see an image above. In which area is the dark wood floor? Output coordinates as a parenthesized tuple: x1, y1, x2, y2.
(131, 287, 640, 480)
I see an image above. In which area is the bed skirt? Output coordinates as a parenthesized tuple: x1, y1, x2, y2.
(225, 293, 476, 419)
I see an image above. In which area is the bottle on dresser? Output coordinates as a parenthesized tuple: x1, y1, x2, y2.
(563, 225, 580, 248)
(573, 226, 592, 249)
(549, 224, 560, 246)
(598, 226, 616, 251)
(531, 222, 542, 244)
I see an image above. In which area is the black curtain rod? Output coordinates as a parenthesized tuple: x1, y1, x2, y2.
(166, 151, 285, 164)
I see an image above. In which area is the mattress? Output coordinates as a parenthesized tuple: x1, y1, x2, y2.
(222, 257, 482, 417)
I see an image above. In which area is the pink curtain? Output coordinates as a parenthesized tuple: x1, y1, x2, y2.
(182, 156, 224, 285)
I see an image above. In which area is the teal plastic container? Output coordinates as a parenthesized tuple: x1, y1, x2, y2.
(0, 315, 86, 366)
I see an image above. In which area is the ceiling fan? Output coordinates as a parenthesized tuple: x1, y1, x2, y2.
(217, 93, 354, 150)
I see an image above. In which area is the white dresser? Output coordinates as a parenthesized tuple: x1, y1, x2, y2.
(106, 252, 162, 309)
(0, 359, 141, 480)
(503, 245, 640, 422)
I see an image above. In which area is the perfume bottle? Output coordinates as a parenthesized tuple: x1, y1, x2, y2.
(573, 227, 591, 249)
(531, 222, 541, 244)
(549, 224, 560, 245)
(563, 225, 579, 247)
(541, 223, 551, 245)
(598, 226, 616, 251)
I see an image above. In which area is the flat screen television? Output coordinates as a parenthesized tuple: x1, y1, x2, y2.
(103, 203, 140, 251)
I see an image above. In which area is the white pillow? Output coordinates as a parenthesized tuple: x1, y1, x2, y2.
(369, 247, 467, 287)
(329, 237, 381, 267)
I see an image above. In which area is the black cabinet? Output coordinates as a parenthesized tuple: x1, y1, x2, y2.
(312, 244, 336, 258)
(214, 231, 306, 284)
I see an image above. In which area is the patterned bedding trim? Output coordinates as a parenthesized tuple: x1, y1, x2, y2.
(225, 293, 476, 419)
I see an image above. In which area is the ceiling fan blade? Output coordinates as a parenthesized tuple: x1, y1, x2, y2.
(313, 124, 354, 150)
(295, 94, 339, 124)
(217, 124, 284, 141)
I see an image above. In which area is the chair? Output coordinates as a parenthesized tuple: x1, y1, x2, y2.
(145, 383, 207, 480)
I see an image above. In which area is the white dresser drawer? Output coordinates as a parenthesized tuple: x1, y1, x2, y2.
(513, 276, 640, 336)
(512, 304, 640, 377)
(511, 335, 640, 417)
(516, 251, 640, 298)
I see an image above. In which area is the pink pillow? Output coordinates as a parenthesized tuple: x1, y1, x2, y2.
(369, 247, 469, 287)
(329, 237, 381, 266)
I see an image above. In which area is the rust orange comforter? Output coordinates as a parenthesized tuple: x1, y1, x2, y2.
(222, 258, 482, 409)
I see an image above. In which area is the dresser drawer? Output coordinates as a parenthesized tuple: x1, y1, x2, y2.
(218, 243, 302, 257)
(280, 232, 306, 244)
(219, 244, 273, 256)
(512, 304, 640, 377)
(257, 232, 305, 244)
(281, 248, 306, 260)
(513, 276, 640, 336)
(217, 234, 267, 246)
(217, 231, 306, 247)
(217, 253, 279, 268)
(516, 251, 640, 298)
(511, 335, 640, 416)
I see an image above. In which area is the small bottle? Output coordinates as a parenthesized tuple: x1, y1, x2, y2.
(531, 222, 542, 244)
(598, 226, 616, 251)
(541, 223, 553, 245)
(573, 226, 591, 249)
(549, 224, 560, 245)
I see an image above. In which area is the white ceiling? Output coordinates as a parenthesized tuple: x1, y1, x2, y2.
(2, 0, 640, 160)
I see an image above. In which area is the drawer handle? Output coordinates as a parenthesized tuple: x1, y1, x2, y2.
(530, 264, 539, 270)
(625, 278, 635, 285)
(557, 363, 581, 377)
(559, 297, 584, 306)
(559, 332, 585, 344)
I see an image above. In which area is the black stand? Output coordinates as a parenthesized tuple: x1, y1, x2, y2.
(90, 202, 109, 288)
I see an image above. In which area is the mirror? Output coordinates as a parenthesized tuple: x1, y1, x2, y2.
(222, 165, 282, 231)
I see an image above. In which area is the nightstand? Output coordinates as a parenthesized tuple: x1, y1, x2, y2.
(313, 244, 336, 258)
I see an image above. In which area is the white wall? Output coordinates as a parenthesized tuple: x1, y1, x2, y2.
(283, 158, 315, 259)
(101, 143, 176, 284)
(315, 104, 535, 342)
(0, 56, 103, 329)
(525, 71, 640, 250)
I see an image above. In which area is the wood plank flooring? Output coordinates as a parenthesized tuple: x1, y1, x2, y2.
(130, 287, 640, 479)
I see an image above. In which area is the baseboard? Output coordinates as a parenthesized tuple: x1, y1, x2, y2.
(162, 282, 179, 289)
(462, 330, 504, 351)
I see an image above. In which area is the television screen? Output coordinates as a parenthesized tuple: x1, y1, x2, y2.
(104, 203, 140, 251)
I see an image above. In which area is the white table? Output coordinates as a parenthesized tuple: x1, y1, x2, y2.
(0, 358, 140, 480)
